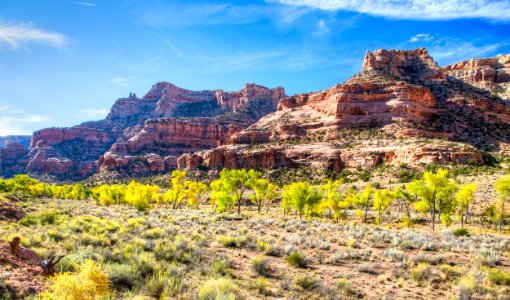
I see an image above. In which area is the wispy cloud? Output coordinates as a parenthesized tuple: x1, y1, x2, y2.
(137, 2, 312, 28)
(0, 22, 67, 50)
(275, 0, 510, 21)
(72, 2, 96, 7)
(78, 108, 109, 119)
(410, 33, 434, 42)
(398, 35, 509, 65)
(111, 76, 128, 86)
(429, 39, 508, 63)
(0, 102, 51, 135)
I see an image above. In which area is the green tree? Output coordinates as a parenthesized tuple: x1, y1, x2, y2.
(282, 182, 322, 219)
(217, 169, 260, 215)
(393, 186, 416, 227)
(320, 180, 349, 222)
(250, 178, 278, 214)
(352, 185, 372, 223)
(495, 175, 510, 231)
(409, 169, 457, 230)
(162, 170, 187, 209)
(455, 183, 477, 227)
(210, 179, 234, 213)
(373, 189, 394, 225)
(185, 180, 208, 209)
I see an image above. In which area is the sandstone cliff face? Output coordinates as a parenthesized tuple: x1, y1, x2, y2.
(180, 48, 509, 172)
(177, 142, 483, 172)
(363, 48, 442, 81)
(0, 143, 28, 177)
(12, 82, 284, 180)
(4, 48, 510, 180)
(443, 54, 510, 100)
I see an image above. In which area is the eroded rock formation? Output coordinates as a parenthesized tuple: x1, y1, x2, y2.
(11, 83, 284, 179)
(179, 48, 509, 172)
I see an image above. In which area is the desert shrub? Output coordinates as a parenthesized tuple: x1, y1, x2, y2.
(217, 234, 248, 248)
(132, 197, 151, 211)
(286, 252, 307, 268)
(294, 275, 317, 290)
(0, 278, 15, 299)
(134, 252, 157, 276)
(453, 228, 469, 237)
(20, 210, 61, 226)
(47, 229, 65, 242)
(358, 263, 378, 275)
(252, 255, 271, 276)
(475, 248, 500, 266)
(41, 260, 109, 300)
(256, 239, 279, 256)
(358, 170, 371, 182)
(106, 263, 140, 291)
(80, 232, 111, 247)
(410, 263, 432, 284)
(198, 278, 240, 300)
(336, 278, 354, 296)
(145, 271, 183, 298)
(487, 267, 510, 285)
(254, 277, 270, 295)
(457, 270, 486, 298)
(439, 264, 462, 281)
(142, 227, 165, 239)
(211, 257, 232, 276)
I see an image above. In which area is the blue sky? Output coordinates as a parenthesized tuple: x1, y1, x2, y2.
(0, 0, 509, 135)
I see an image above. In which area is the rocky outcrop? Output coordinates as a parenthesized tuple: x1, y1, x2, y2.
(0, 82, 284, 180)
(0, 143, 28, 178)
(98, 118, 248, 176)
(178, 142, 483, 171)
(230, 70, 437, 145)
(363, 48, 443, 81)
(443, 54, 510, 100)
(180, 48, 509, 172)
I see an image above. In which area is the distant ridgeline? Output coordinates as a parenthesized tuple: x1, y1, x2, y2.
(0, 136, 31, 149)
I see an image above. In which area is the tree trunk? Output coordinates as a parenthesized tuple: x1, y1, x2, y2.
(499, 201, 505, 232)
(431, 203, 436, 230)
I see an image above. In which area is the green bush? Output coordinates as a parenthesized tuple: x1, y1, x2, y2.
(254, 277, 270, 295)
(294, 275, 317, 290)
(337, 278, 354, 296)
(211, 257, 232, 276)
(410, 263, 432, 284)
(106, 263, 140, 290)
(453, 228, 469, 237)
(252, 255, 271, 276)
(217, 235, 248, 248)
(198, 278, 240, 300)
(487, 268, 510, 285)
(286, 252, 307, 268)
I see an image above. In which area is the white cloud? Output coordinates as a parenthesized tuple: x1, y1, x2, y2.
(137, 2, 312, 28)
(112, 77, 128, 86)
(72, 2, 96, 7)
(0, 22, 67, 50)
(78, 108, 109, 119)
(410, 33, 434, 42)
(429, 39, 508, 64)
(0, 102, 51, 135)
(275, 0, 510, 21)
(316, 19, 330, 35)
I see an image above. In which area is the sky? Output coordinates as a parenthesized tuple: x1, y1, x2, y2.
(0, 0, 509, 136)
